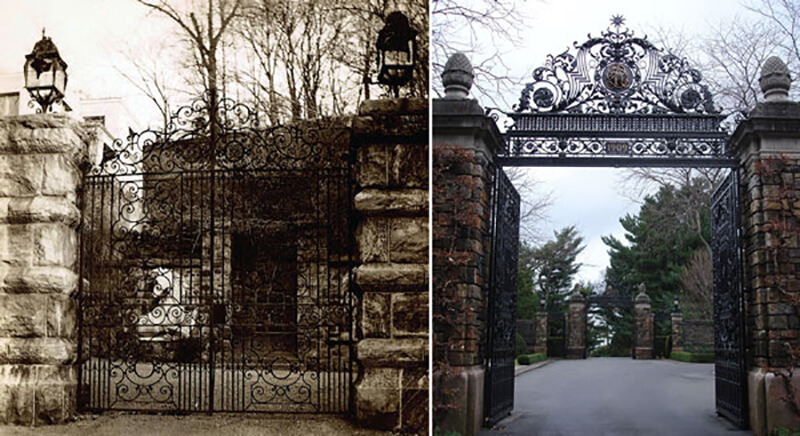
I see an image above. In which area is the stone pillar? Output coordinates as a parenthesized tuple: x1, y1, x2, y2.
(565, 292, 586, 359)
(433, 53, 502, 436)
(0, 114, 89, 425)
(733, 56, 800, 435)
(633, 291, 654, 360)
(534, 301, 548, 355)
(671, 296, 684, 354)
(352, 97, 428, 433)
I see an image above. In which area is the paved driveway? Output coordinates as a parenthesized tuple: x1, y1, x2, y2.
(481, 358, 753, 436)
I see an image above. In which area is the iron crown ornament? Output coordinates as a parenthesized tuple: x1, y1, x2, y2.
(515, 15, 718, 115)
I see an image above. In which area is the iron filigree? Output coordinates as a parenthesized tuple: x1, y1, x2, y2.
(515, 16, 717, 115)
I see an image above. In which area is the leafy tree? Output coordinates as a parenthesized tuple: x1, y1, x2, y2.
(602, 183, 711, 354)
(534, 226, 585, 308)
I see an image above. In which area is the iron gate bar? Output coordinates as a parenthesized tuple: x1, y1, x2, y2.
(711, 169, 749, 429)
(484, 167, 521, 427)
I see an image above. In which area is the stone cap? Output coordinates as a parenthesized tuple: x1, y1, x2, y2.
(568, 291, 585, 303)
(635, 291, 651, 304)
(760, 56, 792, 102)
(442, 53, 474, 99)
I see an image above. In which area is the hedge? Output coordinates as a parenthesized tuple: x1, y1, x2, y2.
(517, 353, 547, 365)
(670, 350, 714, 363)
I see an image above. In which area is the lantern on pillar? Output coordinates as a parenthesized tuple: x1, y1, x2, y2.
(24, 30, 68, 113)
(376, 11, 417, 98)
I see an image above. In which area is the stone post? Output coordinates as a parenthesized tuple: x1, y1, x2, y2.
(671, 295, 684, 354)
(352, 97, 428, 433)
(565, 292, 586, 359)
(534, 298, 548, 355)
(633, 291, 654, 359)
(433, 53, 502, 436)
(733, 56, 800, 435)
(0, 114, 90, 425)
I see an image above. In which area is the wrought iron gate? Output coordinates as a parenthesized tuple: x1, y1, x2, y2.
(711, 169, 748, 428)
(78, 98, 355, 414)
(484, 168, 521, 427)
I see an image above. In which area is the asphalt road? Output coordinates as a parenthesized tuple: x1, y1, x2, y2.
(480, 358, 753, 436)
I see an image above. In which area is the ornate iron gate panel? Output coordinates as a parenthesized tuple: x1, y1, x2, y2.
(484, 168, 521, 427)
(711, 169, 748, 429)
(78, 99, 355, 414)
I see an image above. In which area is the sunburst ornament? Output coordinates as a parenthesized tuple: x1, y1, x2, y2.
(610, 14, 626, 27)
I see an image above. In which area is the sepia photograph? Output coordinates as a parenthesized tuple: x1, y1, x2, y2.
(0, 0, 427, 435)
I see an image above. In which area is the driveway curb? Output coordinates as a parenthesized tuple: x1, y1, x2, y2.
(514, 358, 552, 377)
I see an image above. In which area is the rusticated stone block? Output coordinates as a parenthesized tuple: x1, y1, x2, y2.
(400, 367, 428, 432)
(0, 197, 80, 226)
(42, 155, 81, 198)
(354, 367, 400, 430)
(358, 98, 428, 116)
(389, 144, 427, 188)
(354, 263, 427, 291)
(357, 144, 389, 188)
(392, 293, 428, 337)
(0, 224, 34, 267)
(0, 364, 76, 425)
(0, 155, 44, 197)
(357, 217, 389, 263)
(389, 217, 427, 263)
(357, 338, 427, 367)
(33, 224, 77, 268)
(354, 189, 427, 216)
(0, 294, 48, 337)
(363, 292, 391, 338)
(0, 114, 85, 156)
(0, 294, 71, 339)
(0, 338, 75, 365)
(0, 266, 78, 295)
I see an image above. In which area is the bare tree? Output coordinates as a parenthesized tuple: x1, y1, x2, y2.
(431, 0, 533, 106)
(680, 249, 713, 320)
(135, 0, 242, 124)
(745, 0, 800, 77)
(504, 167, 552, 243)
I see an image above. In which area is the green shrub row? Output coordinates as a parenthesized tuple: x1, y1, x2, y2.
(670, 350, 714, 363)
(516, 353, 547, 365)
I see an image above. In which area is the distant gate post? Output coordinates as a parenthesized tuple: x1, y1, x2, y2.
(633, 290, 654, 359)
(535, 298, 548, 355)
(565, 291, 586, 359)
(671, 297, 684, 354)
(0, 114, 92, 425)
(352, 97, 429, 433)
(432, 53, 505, 436)
(732, 56, 800, 435)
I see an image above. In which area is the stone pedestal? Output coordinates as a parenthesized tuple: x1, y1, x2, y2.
(433, 95, 503, 436)
(671, 310, 684, 354)
(0, 114, 90, 425)
(732, 58, 800, 434)
(352, 98, 428, 433)
(633, 292, 654, 360)
(534, 310, 548, 355)
(565, 292, 586, 360)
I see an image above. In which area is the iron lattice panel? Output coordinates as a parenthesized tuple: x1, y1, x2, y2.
(78, 98, 355, 414)
(484, 168, 521, 427)
(711, 169, 748, 429)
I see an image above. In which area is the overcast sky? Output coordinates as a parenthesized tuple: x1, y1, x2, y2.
(439, 0, 751, 285)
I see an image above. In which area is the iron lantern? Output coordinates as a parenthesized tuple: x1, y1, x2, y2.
(376, 11, 417, 97)
(24, 30, 68, 113)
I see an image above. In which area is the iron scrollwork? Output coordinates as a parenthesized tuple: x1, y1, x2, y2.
(79, 96, 355, 414)
(515, 15, 717, 115)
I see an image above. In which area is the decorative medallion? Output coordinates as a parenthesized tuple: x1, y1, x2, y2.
(514, 15, 718, 114)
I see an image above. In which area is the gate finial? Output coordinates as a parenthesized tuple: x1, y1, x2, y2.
(760, 56, 792, 102)
(442, 52, 473, 99)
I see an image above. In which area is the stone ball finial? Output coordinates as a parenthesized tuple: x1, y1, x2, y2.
(760, 56, 792, 102)
(442, 52, 474, 99)
(635, 291, 651, 304)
